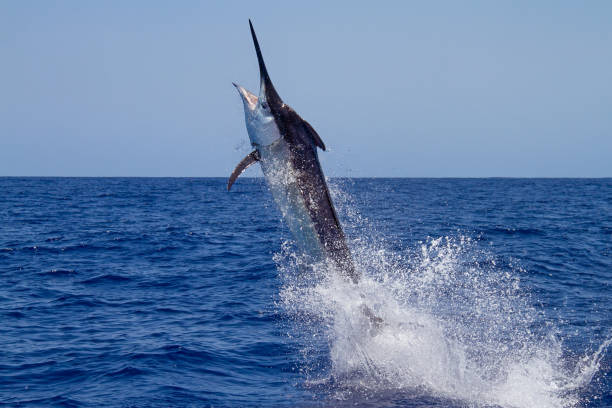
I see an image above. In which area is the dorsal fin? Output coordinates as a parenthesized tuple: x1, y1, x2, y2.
(249, 19, 281, 105)
(283, 107, 326, 151)
(227, 150, 260, 191)
(302, 120, 326, 151)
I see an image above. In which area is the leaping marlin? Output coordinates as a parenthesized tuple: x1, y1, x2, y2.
(229, 20, 359, 284)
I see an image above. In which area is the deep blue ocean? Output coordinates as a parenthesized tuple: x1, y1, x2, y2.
(1, 177, 610, 408)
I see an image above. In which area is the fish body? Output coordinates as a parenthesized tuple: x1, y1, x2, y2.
(230, 21, 358, 283)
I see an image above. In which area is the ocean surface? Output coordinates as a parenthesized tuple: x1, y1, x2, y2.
(0, 177, 610, 408)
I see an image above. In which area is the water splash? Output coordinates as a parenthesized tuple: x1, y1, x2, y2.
(275, 183, 610, 408)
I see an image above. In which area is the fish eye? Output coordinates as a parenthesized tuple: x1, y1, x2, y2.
(261, 102, 268, 110)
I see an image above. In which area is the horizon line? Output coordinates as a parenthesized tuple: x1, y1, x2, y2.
(1, 176, 610, 180)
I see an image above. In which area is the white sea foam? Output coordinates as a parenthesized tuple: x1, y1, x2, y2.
(275, 183, 610, 408)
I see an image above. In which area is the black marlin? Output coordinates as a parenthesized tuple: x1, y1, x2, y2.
(229, 20, 359, 284)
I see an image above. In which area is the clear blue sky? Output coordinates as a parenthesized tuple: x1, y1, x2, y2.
(1, 1, 611, 177)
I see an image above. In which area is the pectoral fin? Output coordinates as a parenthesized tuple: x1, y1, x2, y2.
(227, 150, 260, 191)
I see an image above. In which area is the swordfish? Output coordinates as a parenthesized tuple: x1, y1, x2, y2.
(228, 20, 359, 284)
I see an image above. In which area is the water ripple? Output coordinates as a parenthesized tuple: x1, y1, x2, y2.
(0, 177, 609, 407)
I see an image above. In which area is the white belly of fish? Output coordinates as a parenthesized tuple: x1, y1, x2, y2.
(258, 140, 325, 262)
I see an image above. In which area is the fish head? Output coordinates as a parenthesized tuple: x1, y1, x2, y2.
(233, 20, 285, 148)
(233, 82, 281, 147)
